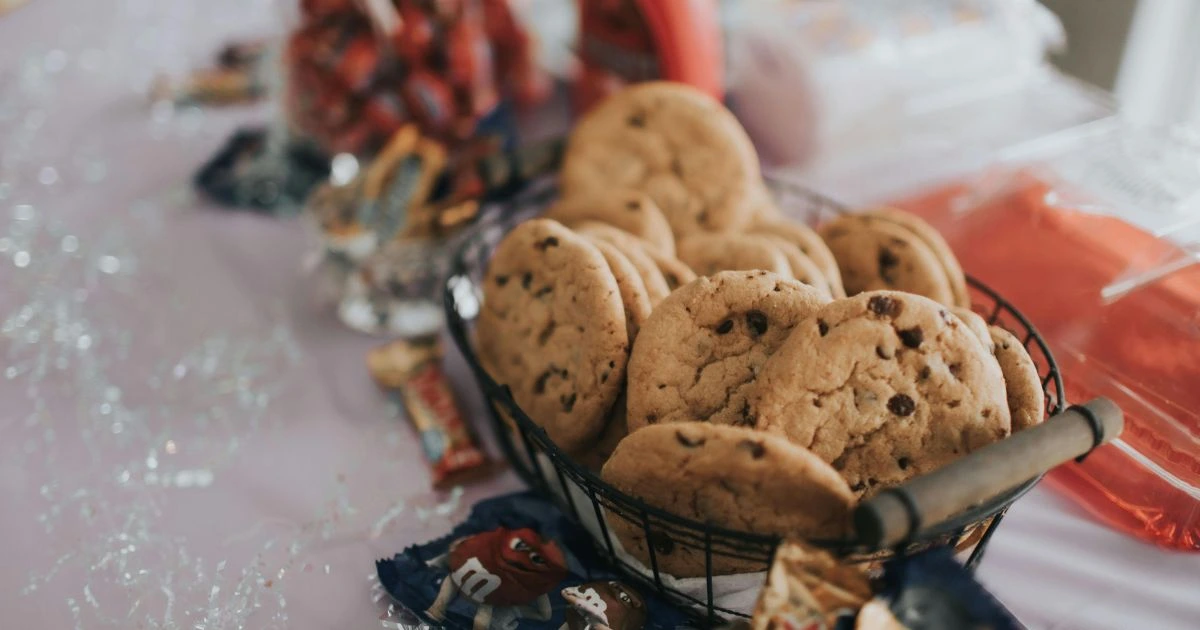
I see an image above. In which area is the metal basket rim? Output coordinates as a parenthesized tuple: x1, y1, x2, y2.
(443, 178, 1067, 553)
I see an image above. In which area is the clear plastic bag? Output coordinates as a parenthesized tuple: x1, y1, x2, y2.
(890, 120, 1200, 551)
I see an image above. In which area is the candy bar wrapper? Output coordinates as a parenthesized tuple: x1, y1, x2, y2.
(747, 541, 1018, 630)
(368, 338, 492, 488)
(750, 540, 870, 630)
(193, 127, 331, 211)
(376, 492, 692, 630)
(875, 548, 1020, 630)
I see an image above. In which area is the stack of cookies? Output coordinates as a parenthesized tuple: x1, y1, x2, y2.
(474, 81, 1046, 578)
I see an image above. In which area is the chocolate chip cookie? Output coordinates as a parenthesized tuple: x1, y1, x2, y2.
(760, 235, 834, 300)
(561, 82, 761, 235)
(544, 189, 676, 256)
(643, 248, 696, 291)
(476, 219, 629, 452)
(626, 270, 828, 432)
(601, 423, 855, 577)
(819, 215, 957, 305)
(950, 306, 994, 353)
(751, 291, 1011, 496)
(865, 208, 969, 307)
(588, 238, 653, 342)
(749, 218, 845, 298)
(574, 222, 671, 303)
(677, 233, 794, 278)
(989, 326, 1045, 432)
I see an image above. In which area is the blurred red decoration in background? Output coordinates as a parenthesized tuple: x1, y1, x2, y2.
(285, 0, 549, 157)
(574, 0, 724, 113)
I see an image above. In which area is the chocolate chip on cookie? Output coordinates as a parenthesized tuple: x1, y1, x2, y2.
(601, 423, 854, 577)
(751, 291, 1011, 497)
(562, 82, 761, 236)
(626, 271, 828, 433)
(477, 219, 629, 452)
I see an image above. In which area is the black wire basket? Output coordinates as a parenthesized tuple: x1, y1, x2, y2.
(443, 177, 1066, 624)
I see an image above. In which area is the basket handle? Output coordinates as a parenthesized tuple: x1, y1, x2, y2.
(854, 397, 1123, 548)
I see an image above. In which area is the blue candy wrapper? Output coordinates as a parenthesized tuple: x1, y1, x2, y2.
(376, 492, 692, 630)
(877, 548, 1021, 630)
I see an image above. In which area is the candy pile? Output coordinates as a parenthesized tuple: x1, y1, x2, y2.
(284, 0, 548, 157)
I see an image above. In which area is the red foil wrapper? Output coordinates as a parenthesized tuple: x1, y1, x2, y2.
(368, 338, 493, 488)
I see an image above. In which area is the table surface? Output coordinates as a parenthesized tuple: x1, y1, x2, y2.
(1, 1, 1197, 629)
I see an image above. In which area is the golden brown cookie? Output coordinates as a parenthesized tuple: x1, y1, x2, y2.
(760, 235, 834, 300)
(642, 248, 697, 291)
(865, 208, 970, 307)
(950, 306, 994, 353)
(543, 189, 676, 256)
(572, 391, 629, 471)
(626, 271, 828, 432)
(601, 423, 855, 577)
(819, 215, 957, 305)
(676, 233, 794, 278)
(747, 183, 785, 222)
(749, 218, 846, 298)
(587, 238, 653, 342)
(751, 291, 1011, 496)
(989, 326, 1046, 432)
(574, 222, 671, 303)
(476, 219, 628, 452)
(562, 82, 761, 235)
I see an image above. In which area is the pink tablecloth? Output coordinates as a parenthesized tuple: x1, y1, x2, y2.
(0, 1, 1196, 628)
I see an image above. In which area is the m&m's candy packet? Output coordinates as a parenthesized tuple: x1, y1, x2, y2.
(375, 492, 691, 630)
